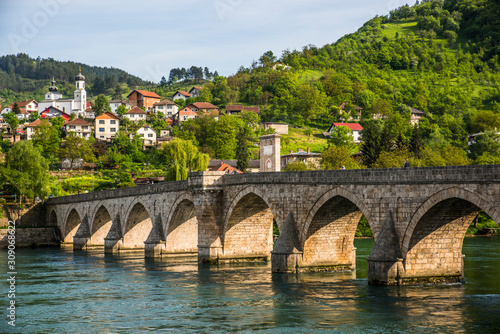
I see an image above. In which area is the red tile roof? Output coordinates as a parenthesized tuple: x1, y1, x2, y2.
(127, 90, 161, 99)
(96, 111, 120, 120)
(174, 91, 191, 98)
(332, 123, 363, 131)
(208, 161, 242, 174)
(154, 98, 177, 106)
(65, 118, 92, 126)
(126, 106, 147, 114)
(189, 102, 219, 110)
(25, 119, 42, 127)
(9, 100, 37, 108)
(226, 104, 244, 111)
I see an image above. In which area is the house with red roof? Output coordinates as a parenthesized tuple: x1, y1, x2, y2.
(24, 118, 45, 140)
(40, 106, 71, 123)
(184, 102, 219, 114)
(127, 90, 161, 110)
(225, 104, 260, 115)
(95, 111, 120, 141)
(153, 98, 178, 117)
(328, 123, 364, 143)
(123, 106, 147, 123)
(208, 161, 242, 174)
(188, 86, 203, 98)
(172, 90, 191, 101)
(64, 118, 92, 139)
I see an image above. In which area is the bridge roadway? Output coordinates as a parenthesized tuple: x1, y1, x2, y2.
(44, 165, 500, 285)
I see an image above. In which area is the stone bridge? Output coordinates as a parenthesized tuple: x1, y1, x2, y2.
(44, 165, 500, 285)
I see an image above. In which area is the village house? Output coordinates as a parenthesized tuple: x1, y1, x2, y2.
(1, 100, 38, 115)
(95, 111, 120, 141)
(172, 90, 191, 101)
(410, 107, 425, 125)
(184, 102, 219, 114)
(281, 148, 321, 169)
(208, 160, 260, 173)
(109, 99, 130, 114)
(84, 106, 95, 119)
(153, 98, 178, 117)
(64, 118, 92, 139)
(175, 108, 198, 124)
(24, 119, 44, 140)
(188, 86, 203, 98)
(225, 105, 260, 115)
(328, 122, 364, 143)
(263, 122, 289, 135)
(123, 106, 147, 123)
(131, 125, 157, 148)
(208, 161, 242, 174)
(126, 90, 161, 110)
(40, 106, 71, 123)
(15, 108, 31, 121)
(340, 102, 363, 120)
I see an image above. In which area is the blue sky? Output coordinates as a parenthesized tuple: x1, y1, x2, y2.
(0, 0, 409, 82)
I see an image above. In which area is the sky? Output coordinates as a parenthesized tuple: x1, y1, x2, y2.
(0, 0, 409, 82)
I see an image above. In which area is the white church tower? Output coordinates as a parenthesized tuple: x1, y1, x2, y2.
(73, 67, 87, 116)
(45, 77, 63, 100)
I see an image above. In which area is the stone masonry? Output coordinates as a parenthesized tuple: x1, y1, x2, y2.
(42, 165, 500, 285)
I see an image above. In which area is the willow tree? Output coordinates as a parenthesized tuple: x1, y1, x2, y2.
(161, 138, 209, 181)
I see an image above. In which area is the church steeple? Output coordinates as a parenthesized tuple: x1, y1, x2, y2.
(75, 66, 85, 81)
(49, 77, 58, 92)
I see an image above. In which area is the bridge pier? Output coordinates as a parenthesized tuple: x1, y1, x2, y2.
(144, 241, 166, 258)
(104, 238, 123, 253)
(73, 237, 90, 250)
(198, 246, 222, 264)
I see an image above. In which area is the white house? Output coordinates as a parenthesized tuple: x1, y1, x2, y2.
(133, 125, 157, 148)
(410, 107, 425, 125)
(123, 106, 147, 123)
(64, 118, 92, 139)
(95, 111, 120, 141)
(172, 90, 190, 101)
(188, 86, 203, 98)
(24, 119, 44, 140)
(109, 99, 130, 114)
(38, 71, 87, 117)
(153, 98, 178, 117)
(328, 123, 364, 143)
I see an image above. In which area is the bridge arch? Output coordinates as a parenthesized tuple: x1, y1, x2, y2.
(301, 187, 372, 269)
(63, 208, 82, 243)
(122, 200, 153, 249)
(401, 187, 499, 280)
(48, 209, 58, 227)
(164, 192, 197, 254)
(89, 203, 113, 246)
(222, 186, 276, 260)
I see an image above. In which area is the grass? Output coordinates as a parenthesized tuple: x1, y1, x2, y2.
(280, 127, 328, 155)
(299, 69, 325, 83)
(381, 20, 419, 39)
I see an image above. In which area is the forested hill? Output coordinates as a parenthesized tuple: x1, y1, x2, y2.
(0, 54, 149, 102)
(222, 0, 500, 136)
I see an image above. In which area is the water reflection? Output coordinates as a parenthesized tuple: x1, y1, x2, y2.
(1, 238, 499, 333)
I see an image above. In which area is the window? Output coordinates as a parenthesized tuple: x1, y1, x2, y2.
(110, 128, 116, 132)
(139, 114, 143, 118)
(148, 134, 153, 137)
(99, 128, 105, 132)
(99, 120, 104, 124)
(82, 126, 88, 130)
(167, 105, 172, 109)
(110, 120, 116, 124)
(69, 126, 75, 129)
(158, 105, 163, 109)
(100, 136, 104, 138)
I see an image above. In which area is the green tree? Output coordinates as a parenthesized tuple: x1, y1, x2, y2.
(4, 111, 19, 133)
(1, 141, 49, 220)
(11, 102, 20, 114)
(59, 132, 96, 168)
(116, 104, 129, 116)
(32, 120, 61, 164)
(321, 145, 362, 170)
(328, 125, 356, 151)
(160, 138, 209, 181)
(283, 160, 317, 171)
(236, 131, 250, 172)
(469, 130, 500, 161)
(93, 94, 110, 117)
(360, 121, 383, 167)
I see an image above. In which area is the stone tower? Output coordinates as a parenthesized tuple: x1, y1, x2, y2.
(259, 134, 281, 172)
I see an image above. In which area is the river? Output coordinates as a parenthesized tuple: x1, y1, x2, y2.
(1, 238, 500, 333)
